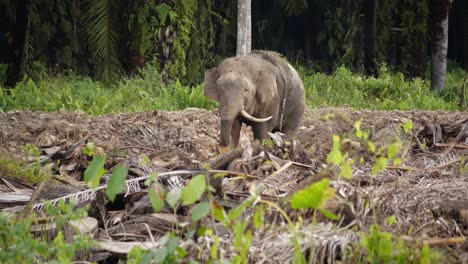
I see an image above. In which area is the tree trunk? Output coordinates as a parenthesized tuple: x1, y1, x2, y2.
(5, 0, 30, 88)
(430, 0, 450, 91)
(363, 0, 377, 76)
(237, 0, 251, 56)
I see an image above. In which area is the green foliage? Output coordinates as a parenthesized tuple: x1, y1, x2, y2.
(0, 64, 216, 114)
(302, 66, 462, 110)
(0, 153, 50, 184)
(2, 64, 464, 115)
(83, 0, 122, 85)
(128, 0, 220, 84)
(191, 201, 210, 222)
(127, 233, 186, 264)
(106, 165, 128, 202)
(0, 202, 92, 263)
(181, 174, 207, 206)
(326, 135, 353, 179)
(317, 1, 363, 69)
(378, 0, 430, 77)
(358, 224, 442, 263)
(83, 154, 106, 189)
(290, 178, 336, 210)
(150, 182, 166, 213)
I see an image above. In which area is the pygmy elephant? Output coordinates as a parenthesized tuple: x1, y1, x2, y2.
(204, 50, 305, 153)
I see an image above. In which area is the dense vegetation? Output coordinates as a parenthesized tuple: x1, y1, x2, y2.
(0, 62, 464, 114)
(1, 0, 467, 87)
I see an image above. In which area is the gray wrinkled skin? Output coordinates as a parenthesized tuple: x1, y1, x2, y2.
(204, 50, 305, 149)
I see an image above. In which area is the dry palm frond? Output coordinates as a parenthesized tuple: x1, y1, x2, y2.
(2, 170, 202, 214)
(334, 177, 468, 237)
(190, 223, 357, 264)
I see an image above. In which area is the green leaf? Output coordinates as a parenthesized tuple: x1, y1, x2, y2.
(387, 143, 401, 160)
(327, 149, 342, 166)
(106, 165, 128, 202)
(228, 196, 255, 220)
(372, 157, 388, 175)
(181, 174, 206, 206)
(83, 142, 95, 156)
(152, 247, 168, 263)
(393, 158, 403, 166)
(290, 179, 336, 209)
(166, 188, 182, 209)
(191, 202, 210, 222)
(212, 201, 227, 222)
(155, 3, 171, 25)
(253, 206, 264, 229)
(402, 120, 413, 134)
(368, 141, 376, 153)
(353, 119, 362, 130)
(386, 215, 397, 226)
(149, 185, 165, 213)
(319, 208, 339, 220)
(176, 247, 188, 258)
(84, 155, 106, 189)
(340, 161, 353, 179)
(166, 236, 180, 255)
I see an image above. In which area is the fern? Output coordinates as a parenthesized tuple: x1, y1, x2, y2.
(83, 0, 122, 85)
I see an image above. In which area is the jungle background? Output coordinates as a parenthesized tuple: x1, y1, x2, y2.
(0, 0, 467, 110)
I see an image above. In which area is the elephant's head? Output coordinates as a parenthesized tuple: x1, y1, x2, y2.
(204, 67, 274, 151)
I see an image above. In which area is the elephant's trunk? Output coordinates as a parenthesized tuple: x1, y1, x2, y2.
(220, 119, 233, 147)
(219, 101, 239, 147)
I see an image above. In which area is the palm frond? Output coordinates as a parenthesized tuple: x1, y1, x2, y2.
(83, 0, 122, 85)
(282, 0, 308, 16)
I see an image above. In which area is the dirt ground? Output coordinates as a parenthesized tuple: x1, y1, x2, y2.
(0, 107, 467, 262)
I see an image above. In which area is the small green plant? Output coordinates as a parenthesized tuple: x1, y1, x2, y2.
(0, 201, 93, 263)
(127, 233, 187, 264)
(357, 224, 442, 263)
(0, 153, 50, 184)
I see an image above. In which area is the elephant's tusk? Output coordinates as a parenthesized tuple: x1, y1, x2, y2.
(240, 110, 272, 122)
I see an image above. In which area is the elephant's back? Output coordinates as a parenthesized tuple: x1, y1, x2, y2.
(218, 54, 280, 79)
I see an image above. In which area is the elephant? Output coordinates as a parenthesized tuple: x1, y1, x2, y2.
(204, 50, 305, 153)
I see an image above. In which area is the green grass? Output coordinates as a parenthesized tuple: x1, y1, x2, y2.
(0, 64, 216, 115)
(301, 65, 465, 110)
(0, 154, 51, 185)
(0, 63, 466, 114)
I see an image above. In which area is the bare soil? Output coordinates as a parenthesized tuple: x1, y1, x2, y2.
(0, 107, 467, 263)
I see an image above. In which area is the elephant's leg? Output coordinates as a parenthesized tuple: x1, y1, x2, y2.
(231, 118, 241, 148)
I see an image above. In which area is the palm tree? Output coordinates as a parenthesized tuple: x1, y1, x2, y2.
(83, 0, 122, 85)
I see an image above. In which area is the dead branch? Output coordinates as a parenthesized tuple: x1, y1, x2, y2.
(210, 141, 261, 170)
(116, 145, 158, 152)
(43, 133, 96, 164)
(422, 237, 466, 247)
(208, 169, 263, 180)
(436, 143, 468, 150)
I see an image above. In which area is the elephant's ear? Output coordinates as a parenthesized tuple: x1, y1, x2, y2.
(204, 68, 220, 101)
(255, 71, 277, 104)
